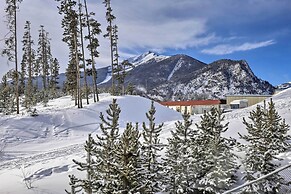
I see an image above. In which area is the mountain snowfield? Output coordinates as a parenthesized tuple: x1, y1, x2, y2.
(0, 89, 291, 193)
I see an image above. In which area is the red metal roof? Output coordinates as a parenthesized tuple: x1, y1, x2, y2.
(159, 100, 221, 106)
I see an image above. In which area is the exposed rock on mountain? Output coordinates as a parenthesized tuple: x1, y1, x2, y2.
(99, 52, 275, 101)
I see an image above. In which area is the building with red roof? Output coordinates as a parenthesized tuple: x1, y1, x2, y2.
(159, 99, 224, 114)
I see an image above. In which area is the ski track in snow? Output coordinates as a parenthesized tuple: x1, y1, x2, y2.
(0, 143, 83, 171)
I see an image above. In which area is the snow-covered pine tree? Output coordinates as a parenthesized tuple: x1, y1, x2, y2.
(163, 109, 197, 193)
(71, 134, 100, 194)
(195, 107, 237, 194)
(141, 101, 164, 193)
(115, 122, 145, 193)
(0, 74, 14, 114)
(66, 174, 82, 194)
(95, 98, 121, 193)
(264, 99, 290, 153)
(67, 99, 122, 193)
(163, 136, 180, 193)
(240, 100, 290, 193)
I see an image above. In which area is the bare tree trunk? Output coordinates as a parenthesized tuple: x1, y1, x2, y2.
(73, 32, 82, 108)
(14, 1, 19, 114)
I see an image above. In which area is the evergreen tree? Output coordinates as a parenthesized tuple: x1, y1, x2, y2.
(0, 74, 14, 114)
(84, 0, 101, 102)
(141, 101, 164, 193)
(77, 0, 89, 105)
(71, 134, 100, 194)
(65, 174, 82, 194)
(163, 109, 197, 193)
(125, 83, 135, 95)
(163, 137, 180, 193)
(20, 53, 26, 95)
(21, 21, 36, 108)
(57, 0, 82, 108)
(115, 122, 144, 193)
(94, 98, 121, 193)
(49, 58, 60, 98)
(37, 25, 54, 105)
(116, 60, 133, 96)
(103, 0, 118, 95)
(240, 100, 290, 193)
(2, 0, 23, 114)
(195, 107, 237, 194)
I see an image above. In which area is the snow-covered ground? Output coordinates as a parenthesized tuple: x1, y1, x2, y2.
(1, 89, 291, 193)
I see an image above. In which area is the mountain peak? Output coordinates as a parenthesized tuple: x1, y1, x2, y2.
(127, 51, 169, 67)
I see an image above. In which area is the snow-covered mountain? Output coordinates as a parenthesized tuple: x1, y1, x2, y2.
(127, 51, 169, 67)
(276, 82, 291, 90)
(53, 51, 274, 101)
(117, 54, 274, 100)
(160, 59, 274, 100)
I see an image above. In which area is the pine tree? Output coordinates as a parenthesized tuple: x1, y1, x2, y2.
(2, 0, 23, 114)
(141, 101, 164, 193)
(240, 100, 291, 193)
(37, 25, 54, 105)
(116, 60, 133, 96)
(103, 0, 118, 95)
(94, 98, 121, 193)
(115, 122, 144, 193)
(71, 134, 100, 194)
(57, 0, 82, 108)
(195, 107, 237, 194)
(21, 21, 36, 108)
(163, 109, 197, 193)
(49, 58, 60, 98)
(20, 59, 26, 95)
(163, 137, 181, 193)
(0, 74, 14, 114)
(84, 0, 101, 102)
(77, 0, 89, 105)
(65, 174, 82, 194)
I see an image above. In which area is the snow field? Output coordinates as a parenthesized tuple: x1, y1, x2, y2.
(1, 89, 291, 193)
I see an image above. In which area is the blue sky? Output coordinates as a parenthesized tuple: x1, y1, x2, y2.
(0, 0, 291, 86)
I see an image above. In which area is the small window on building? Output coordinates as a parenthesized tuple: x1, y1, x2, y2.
(230, 104, 239, 109)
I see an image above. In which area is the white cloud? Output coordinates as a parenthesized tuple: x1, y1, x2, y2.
(201, 40, 276, 55)
(0, 0, 289, 79)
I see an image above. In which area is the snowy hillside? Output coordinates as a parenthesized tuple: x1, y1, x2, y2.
(1, 90, 291, 193)
(0, 94, 181, 194)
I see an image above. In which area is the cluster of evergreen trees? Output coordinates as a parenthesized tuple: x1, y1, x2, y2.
(1, 16, 60, 114)
(1, 0, 132, 114)
(68, 99, 290, 193)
